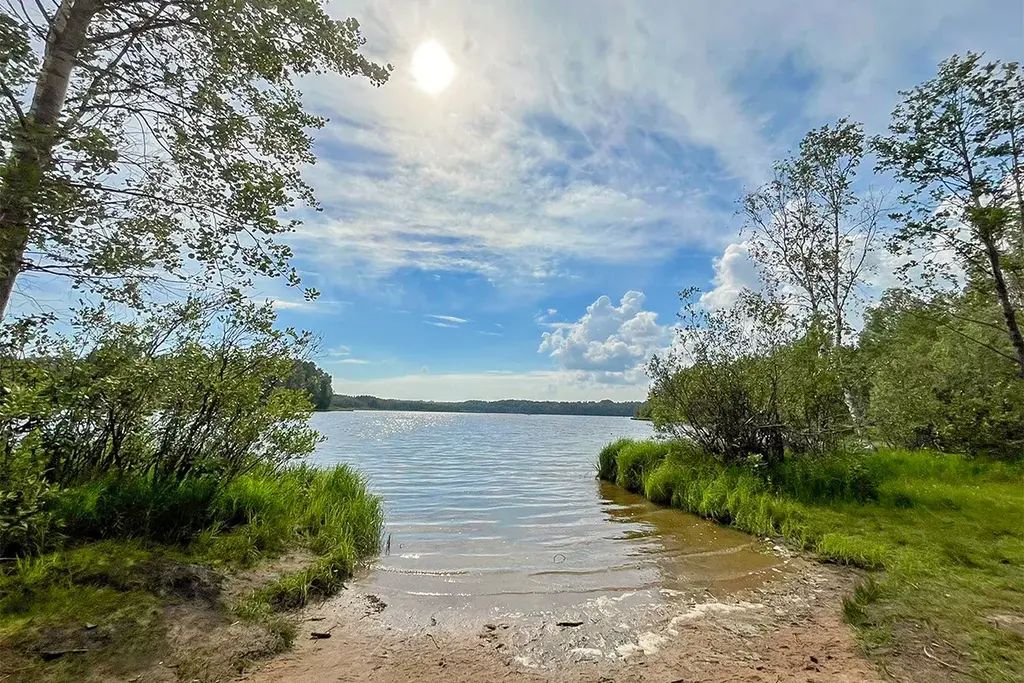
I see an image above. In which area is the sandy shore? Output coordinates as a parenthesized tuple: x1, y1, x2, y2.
(241, 555, 879, 683)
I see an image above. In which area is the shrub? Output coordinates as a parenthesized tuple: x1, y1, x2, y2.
(860, 290, 1024, 460)
(0, 298, 323, 497)
(648, 291, 852, 466)
(0, 434, 55, 557)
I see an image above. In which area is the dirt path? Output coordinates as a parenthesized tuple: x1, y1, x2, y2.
(241, 557, 879, 683)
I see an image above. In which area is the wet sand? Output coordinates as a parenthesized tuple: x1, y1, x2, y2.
(242, 554, 879, 683)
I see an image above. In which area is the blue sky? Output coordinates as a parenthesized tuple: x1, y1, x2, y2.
(264, 0, 1023, 402)
(13, 0, 1024, 401)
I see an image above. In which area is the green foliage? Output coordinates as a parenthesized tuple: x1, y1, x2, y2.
(0, 298, 326, 555)
(649, 290, 851, 464)
(598, 441, 1024, 680)
(0, 440, 54, 558)
(597, 438, 631, 481)
(1, 465, 382, 643)
(873, 52, 1024, 377)
(54, 477, 220, 545)
(0, 0, 392, 315)
(285, 361, 334, 410)
(860, 290, 1024, 458)
(742, 118, 882, 347)
(632, 401, 653, 420)
(614, 441, 672, 491)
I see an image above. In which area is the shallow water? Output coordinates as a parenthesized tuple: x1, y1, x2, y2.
(310, 411, 781, 620)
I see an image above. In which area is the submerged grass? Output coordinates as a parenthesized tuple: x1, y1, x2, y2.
(599, 439, 1024, 682)
(0, 464, 383, 682)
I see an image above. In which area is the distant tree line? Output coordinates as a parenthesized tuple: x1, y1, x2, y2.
(330, 394, 641, 416)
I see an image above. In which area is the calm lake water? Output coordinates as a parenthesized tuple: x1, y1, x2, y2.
(309, 411, 780, 619)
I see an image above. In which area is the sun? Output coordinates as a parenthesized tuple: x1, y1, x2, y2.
(411, 40, 455, 94)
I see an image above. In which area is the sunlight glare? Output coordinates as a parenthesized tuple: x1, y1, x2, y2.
(412, 40, 455, 94)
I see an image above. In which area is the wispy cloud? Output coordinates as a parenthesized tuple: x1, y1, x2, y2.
(271, 299, 313, 311)
(425, 321, 459, 328)
(338, 358, 372, 365)
(287, 0, 1020, 297)
(426, 314, 470, 324)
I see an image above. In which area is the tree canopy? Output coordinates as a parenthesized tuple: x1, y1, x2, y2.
(285, 360, 332, 411)
(0, 0, 391, 319)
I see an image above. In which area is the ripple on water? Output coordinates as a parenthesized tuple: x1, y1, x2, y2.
(309, 411, 782, 617)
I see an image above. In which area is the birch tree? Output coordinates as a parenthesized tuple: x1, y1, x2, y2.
(873, 53, 1024, 378)
(0, 0, 390, 320)
(742, 119, 883, 347)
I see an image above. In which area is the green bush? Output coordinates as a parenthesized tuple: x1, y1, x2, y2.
(860, 291, 1024, 460)
(648, 293, 852, 466)
(0, 434, 55, 557)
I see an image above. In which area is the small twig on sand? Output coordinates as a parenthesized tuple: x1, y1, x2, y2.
(923, 645, 967, 674)
(427, 633, 440, 650)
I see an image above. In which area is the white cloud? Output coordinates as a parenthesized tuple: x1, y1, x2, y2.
(284, 0, 1019, 291)
(700, 242, 762, 311)
(270, 299, 313, 311)
(425, 321, 459, 328)
(425, 314, 470, 324)
(332, 370, 647, 402)
(538, 291, 670, 385)
(337, 358, 372, 365)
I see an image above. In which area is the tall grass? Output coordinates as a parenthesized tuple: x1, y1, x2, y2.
(598, 439, 1024, 681)
(199, 464, 384, 568)
(46, 464, 383, 569)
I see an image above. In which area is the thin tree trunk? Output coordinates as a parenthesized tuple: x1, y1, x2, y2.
(0, 0, 97, 320)
(832, 206, 842, 348)
(981, 233, 1024, 378)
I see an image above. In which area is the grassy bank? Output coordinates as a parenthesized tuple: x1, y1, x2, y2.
(598, 439, 1024, 682)
(0, 464, 382, 682)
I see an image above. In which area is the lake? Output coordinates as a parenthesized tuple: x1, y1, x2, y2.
(309, 411, 781, 621)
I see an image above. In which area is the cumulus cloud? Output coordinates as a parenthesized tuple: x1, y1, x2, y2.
(700, 242, 762, 311)
(538, 291, 671, 385)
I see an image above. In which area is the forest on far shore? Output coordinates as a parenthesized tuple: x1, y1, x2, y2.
(328, 394, 642, 416)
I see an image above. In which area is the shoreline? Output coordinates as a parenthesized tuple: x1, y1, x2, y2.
(242, 551, 878, 683)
